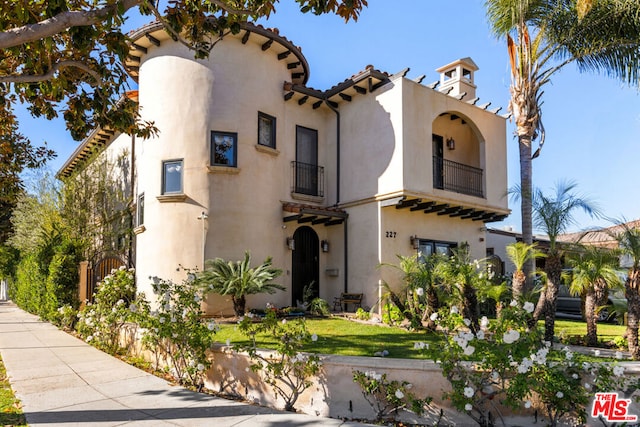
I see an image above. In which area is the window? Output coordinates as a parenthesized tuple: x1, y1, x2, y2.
(417, 239, 457, 258)
(211, 131, 237, 167)
(258, 112, 276, 148)
(137, 193, 144, 226)
(162, 160, 183, 194)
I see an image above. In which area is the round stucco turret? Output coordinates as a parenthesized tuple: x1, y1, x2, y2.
(126, 23, 310, 309)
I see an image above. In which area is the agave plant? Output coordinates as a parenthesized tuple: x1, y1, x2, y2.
(196, 251, 283, 316)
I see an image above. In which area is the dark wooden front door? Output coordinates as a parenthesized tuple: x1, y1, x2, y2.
(291, 226, 319, 306)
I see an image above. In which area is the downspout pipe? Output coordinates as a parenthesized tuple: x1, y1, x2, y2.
(324, 100, 340, 205)
(324, 100, 348, 293)
(129, 133, 136, 267)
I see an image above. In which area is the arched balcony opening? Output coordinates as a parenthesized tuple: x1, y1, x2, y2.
(432, 112, 484, 198)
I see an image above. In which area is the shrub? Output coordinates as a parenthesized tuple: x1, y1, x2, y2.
(353, 370, 431, 423)
(382, 302, 403, 325)
(355, 307, 371, 320)
(76, 266, 138, 355)
(52, 304, 78, 330)
(139, 273, 217, 388)
(42, 239, 83, 319)
(13, 254, 45, 314)
(422, 301, 638, 427)
(236, 310, 321, 411)
(307, 297, 330, 316)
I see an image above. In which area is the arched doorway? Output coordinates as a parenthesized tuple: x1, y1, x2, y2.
(291, 226, 319, 306)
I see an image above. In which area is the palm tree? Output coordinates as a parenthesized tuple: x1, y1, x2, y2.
(566, 245, 623, 346)
(530, 181, 599, 342)
(196, 252, 284, 317)
(506, 241, 544, 298)
(611, 222, 640, 359)
(439, 244, 482, 332)
(485, 0, 640, 290)
(380, 253, 444, 329)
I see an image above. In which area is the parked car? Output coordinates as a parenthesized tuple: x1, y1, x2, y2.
(555, 282, 627, 323)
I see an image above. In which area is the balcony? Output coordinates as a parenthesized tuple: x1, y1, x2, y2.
(291, 161, 324, 197)
(433, 156, 483, 198)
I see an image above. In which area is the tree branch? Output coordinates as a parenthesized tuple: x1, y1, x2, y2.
(0, 60, 102, 84)
(145, 0, 204, 53)
(209, 0, 255, 16)
(0, 0, 141, 49)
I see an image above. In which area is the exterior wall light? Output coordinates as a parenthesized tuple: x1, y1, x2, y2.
(286, 237, 295, 250)
(446, 137, 456, 150)
(321, 240, 329, 252)
(410, 235, 420, 250)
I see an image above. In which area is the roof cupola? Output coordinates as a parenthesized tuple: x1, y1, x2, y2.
(435, 57, 478, 99)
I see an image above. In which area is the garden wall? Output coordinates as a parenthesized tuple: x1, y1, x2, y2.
(205, 345, 533, 425)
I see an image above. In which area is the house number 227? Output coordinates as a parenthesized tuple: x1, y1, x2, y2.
(385, 231, 397, 238)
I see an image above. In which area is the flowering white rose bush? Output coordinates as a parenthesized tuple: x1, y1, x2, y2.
(235, 309, 321, 412)
(420, 299, 639, 427)
(352, 369, 431, 423)
(137, 272, 216, 388)
(76, 266, 142, 354)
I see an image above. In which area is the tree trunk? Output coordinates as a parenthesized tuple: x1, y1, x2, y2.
(584, 291, 598, 347)
(423, 288, 440, 329)
(232, 294, 246, 317)
(512, 270, 526, 299)
(518, 135, 535, 294)
(529, 282, 547, 329)
(542, 254, 562, 343)
(626, 268, 640, 359)
(462, 284, 480, 333)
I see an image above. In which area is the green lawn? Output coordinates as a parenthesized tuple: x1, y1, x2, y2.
(0, 354, 27, 427)
(552, 319, 626, 345)
(216, 317, 440, 359)
(215, 316, 628, 359)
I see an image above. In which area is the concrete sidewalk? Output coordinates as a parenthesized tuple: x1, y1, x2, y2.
(0, 301, 367, 426)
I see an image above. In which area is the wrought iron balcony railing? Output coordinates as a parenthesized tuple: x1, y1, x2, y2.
(433, 156, 483, 198)
(291, 161, 324, 197)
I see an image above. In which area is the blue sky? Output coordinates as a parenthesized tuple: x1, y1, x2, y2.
(19, 0, 640, 233)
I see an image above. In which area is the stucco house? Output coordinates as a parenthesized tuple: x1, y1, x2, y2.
(59, 21, 510, 315)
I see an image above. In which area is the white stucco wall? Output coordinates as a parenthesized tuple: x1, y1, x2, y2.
(130, 29, 343, 314)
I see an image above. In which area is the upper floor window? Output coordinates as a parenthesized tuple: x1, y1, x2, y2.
(137, 193, 145, 226)
(162, 160, 183, 194)
(258, 112, 276, 148)
(211, 131, 237, 167)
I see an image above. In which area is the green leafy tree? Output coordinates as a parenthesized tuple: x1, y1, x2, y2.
(0, 121, 55, 243)
(7, 174, 62, 255)
(529, 181, 599, 342)
(485, 0, 640, 290)
(196, 252, 284, 316)
(566, 245, 623, 346)
(59, 150, 133, 261)
(0, 244, 18, 281)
